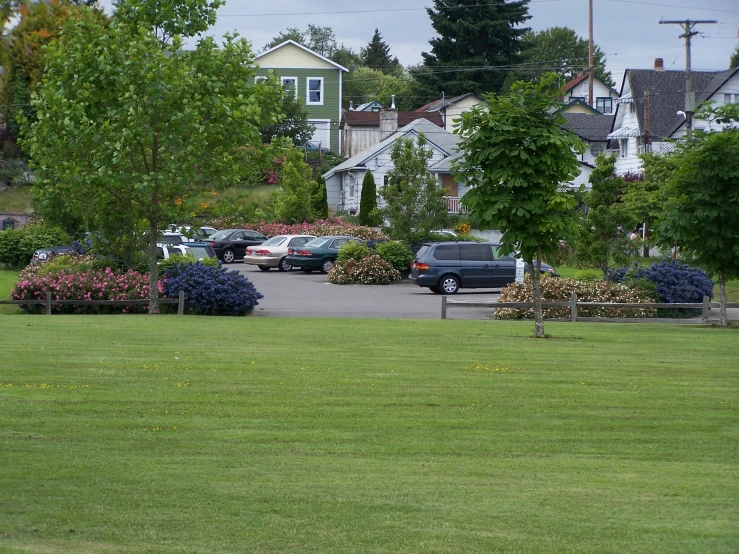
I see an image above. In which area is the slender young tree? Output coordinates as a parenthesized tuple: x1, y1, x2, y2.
(358, 171, 378, 226)
(312, 174, 329, 219)
(416, 0, 531, 98)
(454, 77, 583, 338)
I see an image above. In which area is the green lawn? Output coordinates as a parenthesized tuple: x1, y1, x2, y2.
(1, 317, 737, 553)
(0, 184, 33, 213)
(0, 268, 20, 314)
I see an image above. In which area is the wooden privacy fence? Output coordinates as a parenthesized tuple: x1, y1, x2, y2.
(0, 290, 186, 315)
(441, 293, 739, 323)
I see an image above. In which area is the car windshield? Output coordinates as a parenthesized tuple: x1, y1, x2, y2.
(187, 246, 212, 259)
(304, 238, 330, 247)
(210, 230, 233, 240)
(262, 236, 287, 246)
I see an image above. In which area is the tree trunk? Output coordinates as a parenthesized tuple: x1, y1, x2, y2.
(530, 244, 545, 338)
(719, 269, 727, 327)
(148, 218, 160, 314)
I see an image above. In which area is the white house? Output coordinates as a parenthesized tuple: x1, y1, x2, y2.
(559, 112, 617, 189)
(323, 118, 467, 215)
(415, 93, 485, 132)
(559, 74, 620, 114)
(608, 62, 739, 175)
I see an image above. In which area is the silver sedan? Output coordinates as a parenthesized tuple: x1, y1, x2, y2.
(243, 234, 316, 271)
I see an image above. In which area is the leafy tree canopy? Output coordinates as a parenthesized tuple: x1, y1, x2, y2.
(519, 27, 613, 88)
(361, 28, 400, 75)
(113, 0, 221, 44)
(416, 0, 531, 99)
(453, 76, 583, 337)
(343, 67, 413, 110)
(258, 75, 315, 147)
(22, 1, 282, 312)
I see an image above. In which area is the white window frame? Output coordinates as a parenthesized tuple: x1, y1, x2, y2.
(281, 76, 298, 99)
(255, 76, 268, 84)
(306, 77, 324, 106)
(619, 139, 628, 158)
(590, 143, 606, 158)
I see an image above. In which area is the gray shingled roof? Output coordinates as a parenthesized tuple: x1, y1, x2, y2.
(324, 118, 459, 178)
(625, 69, 722, 139)
(560, 113, 615, 142)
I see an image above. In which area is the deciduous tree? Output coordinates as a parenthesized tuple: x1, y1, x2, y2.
(381, 134, 447, 241)
(22, 1, 281, 313)
(454, 77, 583, 337)
(658, 105, 739, 326)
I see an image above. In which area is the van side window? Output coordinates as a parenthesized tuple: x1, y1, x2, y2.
(460, 244, 492, 261)
(433, 245, 460, 260)
(493, 247, 515, 261)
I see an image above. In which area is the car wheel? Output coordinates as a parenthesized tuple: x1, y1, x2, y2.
(222, 249, 235, 264)
(258, 265, 271, 271)
(429, 286, 441, 293)
(301, 268, 314, 273)
(320, 258, 334, 274)
(439, 275, 460, 294)
(278, 257, 292, 272)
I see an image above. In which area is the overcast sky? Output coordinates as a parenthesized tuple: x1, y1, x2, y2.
(102, 0, 738, 91)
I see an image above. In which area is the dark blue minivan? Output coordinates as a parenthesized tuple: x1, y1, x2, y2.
(410, 242, 558, 294)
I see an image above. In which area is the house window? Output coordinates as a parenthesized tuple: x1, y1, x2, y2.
(349, 175, 355, 198)
(596, 97, 613, 114)
(281, 77, 298, 99)
(725, 93, 738, 105)
(619, 139, 628, 158)
(307, 77, 323, 105)
(255, 76, 268, 84)
(590, 143, 605, 158)
(629, 102, 635, 114)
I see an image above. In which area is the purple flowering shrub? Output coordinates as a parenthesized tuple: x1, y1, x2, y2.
(11, 266, 155, 313)
(609, 260, 713, 303)
(162, 262, 263, 316)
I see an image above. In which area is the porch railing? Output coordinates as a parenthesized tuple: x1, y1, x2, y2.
(445, 196, 467, 214)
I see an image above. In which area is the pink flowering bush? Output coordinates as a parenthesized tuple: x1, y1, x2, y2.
(328, 254, 401, 285)
(11, 266, 158, 314)
(205, 217, 386, 241)
(496, 275, 657, 320)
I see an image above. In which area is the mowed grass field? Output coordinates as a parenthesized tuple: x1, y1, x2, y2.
(1, 316, 737, 553)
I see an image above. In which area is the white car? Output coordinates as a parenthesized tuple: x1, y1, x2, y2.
(243, 234, 316, 271)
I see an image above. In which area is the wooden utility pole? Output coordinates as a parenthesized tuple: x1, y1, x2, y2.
(659, 19, 717, 135)
(588, 0, 594, 107)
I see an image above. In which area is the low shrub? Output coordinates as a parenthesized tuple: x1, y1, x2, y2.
(337, 242, 372, 263)
(375, 241, 414, 273)
(572, 269, 603, 282)
(0, 223, 70, 267)
(496, 275, 657, 320)
(162, 262, 263, 316)
(11, 266, 154, 314)
(454, 221, 471, 235)
(157, 253, 219, 277)
(327, 254, 401, 285)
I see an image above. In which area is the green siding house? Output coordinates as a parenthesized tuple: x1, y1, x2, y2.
(254, 40, 347, 153)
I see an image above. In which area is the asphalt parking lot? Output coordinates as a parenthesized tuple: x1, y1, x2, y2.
(232, 262, 503, 319)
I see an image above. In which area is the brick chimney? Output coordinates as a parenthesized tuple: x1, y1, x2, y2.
(379, 107, 398, 140)
(654, 58, 665, 71)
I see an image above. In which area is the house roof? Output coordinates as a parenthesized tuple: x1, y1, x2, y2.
(560, 113, 615, 142)
(558, 74, 619, 100)
(351, 101, 383, 112)
(341, 110, 444, 128)
(255, 40, 349, 72)
(558, 99, 603, 115)
(667, 68, 739, 135)
(617, 69, 723, 139)
(415, 93, 483, 113)
(324, 118, 460, 179)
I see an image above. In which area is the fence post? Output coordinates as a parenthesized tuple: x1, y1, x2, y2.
(45, 291, 52, 315)
(570, 292, 577, 322)
(441, 296, 447, 320)
(702, 295, 710, 321)
(177, 290, 185, 316)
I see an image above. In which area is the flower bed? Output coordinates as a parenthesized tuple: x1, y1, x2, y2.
(496, 276, 657, 320)
(11, 266, 156, 314)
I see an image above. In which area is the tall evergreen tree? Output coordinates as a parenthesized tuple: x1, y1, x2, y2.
(415, 0, 531, 99)
(730, 45, 739, 69)
(312, 175, 329, 219)
(361, 28, 400, 75)
(358, 171, 378, 226)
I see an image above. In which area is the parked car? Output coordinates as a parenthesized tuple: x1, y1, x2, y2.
(284, 236, 364, 274)
(243, 234, 316, 271)
(31, 245, 76, 264)
(156, 242, 190, 261)
(207, 229, 267, 263)
(410, 241, 559, 294)
(166, 225, 218, 240)
(181, 242, 217, 261)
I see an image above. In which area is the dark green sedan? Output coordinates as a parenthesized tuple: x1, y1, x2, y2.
(284, 236, 364, 274)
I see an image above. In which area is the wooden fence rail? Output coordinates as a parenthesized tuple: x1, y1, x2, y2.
(441, 294, 739, 323)
(0, 290, 186, 315)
